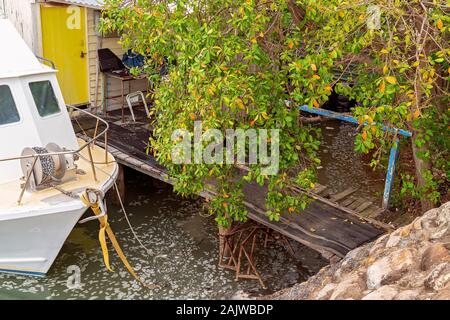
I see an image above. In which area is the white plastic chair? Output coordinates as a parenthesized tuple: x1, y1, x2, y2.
(125, 91, 150, 122)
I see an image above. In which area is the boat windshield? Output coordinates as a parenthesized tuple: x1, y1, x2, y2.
(0, 85, 20, 126)
(29, 80, 61, 117)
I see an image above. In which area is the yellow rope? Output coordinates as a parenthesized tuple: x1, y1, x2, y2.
(80, 190, 149, 287)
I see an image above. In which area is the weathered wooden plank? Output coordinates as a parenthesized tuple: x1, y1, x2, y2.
(340, 195, 357, 207)
(243, 182, 384, 248)
(366, 207, 386, 219)
(126, 157, 146, 167)
(355, 201, 373, 213)
(289, 184, 392, 231)
(349, 198, 366, 210)
(108, 146, 119, 153)
(330, 187, 358, 202)
(114, 152, 131, 162)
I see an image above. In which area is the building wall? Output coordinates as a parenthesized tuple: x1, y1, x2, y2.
(0, 3, 147, 110)
(0, 0, 41, 55)
(86, 8, 147, 111)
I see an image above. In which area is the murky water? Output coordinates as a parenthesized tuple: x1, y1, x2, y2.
(0, 170, 326, 300)
(316, 120, 385, 202)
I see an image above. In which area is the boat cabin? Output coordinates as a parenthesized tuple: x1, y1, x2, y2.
(0, 19, 78, 184)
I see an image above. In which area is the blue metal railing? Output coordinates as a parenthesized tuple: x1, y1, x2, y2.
(298, 105, 412, 210)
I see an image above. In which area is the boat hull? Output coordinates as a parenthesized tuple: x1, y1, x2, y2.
(0, 204, 87, 276)
(0, 137, 118, 276)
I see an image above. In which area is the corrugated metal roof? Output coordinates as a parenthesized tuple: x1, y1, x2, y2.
(44, 0, 105, 9)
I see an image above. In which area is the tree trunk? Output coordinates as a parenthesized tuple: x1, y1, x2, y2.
(411, 133, 434, 213)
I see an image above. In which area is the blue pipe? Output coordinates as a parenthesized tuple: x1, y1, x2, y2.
(298, 105, 412, 137)
(383, 139, 399, 210)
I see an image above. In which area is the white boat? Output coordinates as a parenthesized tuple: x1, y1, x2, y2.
(0, 19, 118, 276)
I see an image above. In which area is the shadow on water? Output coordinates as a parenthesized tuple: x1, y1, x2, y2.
(0, 169, 326, 300)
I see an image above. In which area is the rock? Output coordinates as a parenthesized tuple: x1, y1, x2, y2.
(368, 242, 384, 257)
(424, 263, 450, 291)
(399, 225, 412, 238)
(266, 202, 450, 301)
(316, 283, 336, 300)
(431, 285, 450, 300)
(385, 224, 416, 248)
(421, 244, 450, 271)
(385, 231, 401, 248)
(367, 248, 416, 289)
(396, 269, 426, 289)
(329, 273, 365, 300)
(395, 289, 422, 300)
(367, 234, 389, 258)
(385, 236, 401, 249)
(373, 233, 389, 247)
(421, 209, 440, 228)
(430, 227, 450, 241)
(412, 218, 422, 230)
(334, 245, 369, 280)
(421, 204, 450, 241)
(362, 285, 398, 300)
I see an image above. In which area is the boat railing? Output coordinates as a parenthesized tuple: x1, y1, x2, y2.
(0, 106, 110, 205)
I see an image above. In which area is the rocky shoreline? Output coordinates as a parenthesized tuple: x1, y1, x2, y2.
(266, 202, 450, 300)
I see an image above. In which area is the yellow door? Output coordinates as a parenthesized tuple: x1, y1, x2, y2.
(40, 5, 88, 105)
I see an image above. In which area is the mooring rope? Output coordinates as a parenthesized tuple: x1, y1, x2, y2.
(79, 189, 156, 289)
(77, 152, 153, 255)
(48, 151, 156, 288)
(113, 181, 154, 255)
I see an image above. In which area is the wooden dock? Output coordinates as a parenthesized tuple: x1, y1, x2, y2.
(73, 108, 388, 259)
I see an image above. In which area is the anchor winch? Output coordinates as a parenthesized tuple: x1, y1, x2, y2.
(20, 143, 79, 191)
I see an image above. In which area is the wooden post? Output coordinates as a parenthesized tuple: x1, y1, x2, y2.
(110, 164, 125, 206)
(218, 224, 232, 260)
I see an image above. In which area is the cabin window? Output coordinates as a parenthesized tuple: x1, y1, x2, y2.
(0, 85, 20, 125)
(29, 81, 61, 117)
